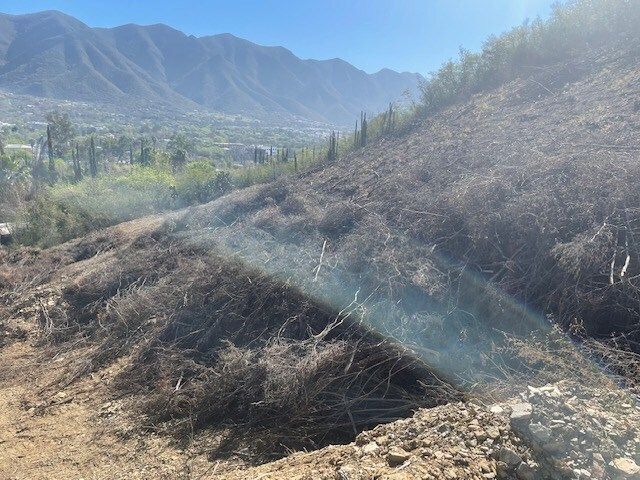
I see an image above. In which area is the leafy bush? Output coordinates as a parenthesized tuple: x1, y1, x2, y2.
(16, 167, 177, 246)
(175, 161, 231, 204)
(0, 151, 31, 221)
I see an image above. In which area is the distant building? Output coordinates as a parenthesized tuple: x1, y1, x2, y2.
(4, 144, 33, 154)
(212, 142, 254, 163)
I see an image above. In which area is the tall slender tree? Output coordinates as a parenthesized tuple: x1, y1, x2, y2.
(327, 131, 338, 162)
(46, 125, 56, 184)
(360, 112, 368, 147)
(89, 136, 98, 178)
(72, 143, 82, 183)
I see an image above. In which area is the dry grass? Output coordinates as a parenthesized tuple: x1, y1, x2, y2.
(0, 220, 458, 458)
(185, 37, 640, 353)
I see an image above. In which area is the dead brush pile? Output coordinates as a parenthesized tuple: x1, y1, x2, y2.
(0, 222, 457, 456)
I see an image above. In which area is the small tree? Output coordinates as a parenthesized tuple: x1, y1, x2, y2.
(360, 112, 368, 147)
(171, 149, 187, 172)
(45, 110, 74, 157)
(139, 138, 151, 166)
(383, 103, 395, 135)
(168, 133, 191, 172)
(72, 143, 82, 183)
(30, 137, 47, 194)
(327, 131, 338, 162)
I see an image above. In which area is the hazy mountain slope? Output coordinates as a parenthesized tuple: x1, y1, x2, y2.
(0, 10, 422, 123)
(0, 11, 188, 107)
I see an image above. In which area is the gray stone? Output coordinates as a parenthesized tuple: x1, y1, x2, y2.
(573, 468, 591, 479)
(516, 462, 537, 480)
(510, 403, 533, 426)
(528, 422, 552, 444)
(499, 447, 522, 468)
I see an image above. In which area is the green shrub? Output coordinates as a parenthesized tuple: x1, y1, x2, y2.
(17, 167, 177, 246)
(175, 161, 231, 204)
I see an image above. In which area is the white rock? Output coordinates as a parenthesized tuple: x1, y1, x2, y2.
(510, 403, 533, 424)
(490, 405, 504, 414)
(610, 457, 640, 477)
(362, 442, 379, 455)
(387, 446, 411, 466)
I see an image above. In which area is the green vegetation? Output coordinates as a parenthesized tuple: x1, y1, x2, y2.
(3, 0, 638, 248)
(9, 140, 323, 247)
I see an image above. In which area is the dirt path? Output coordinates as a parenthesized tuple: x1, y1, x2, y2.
(0, 334, 222, 480)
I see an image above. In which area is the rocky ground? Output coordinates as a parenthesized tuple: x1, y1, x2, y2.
(227, 381, 640, 480)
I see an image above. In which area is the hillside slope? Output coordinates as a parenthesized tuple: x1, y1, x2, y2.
(0, 10, 422, 123)
(2, 25, 640, 480)
(177, 35, 640, 363)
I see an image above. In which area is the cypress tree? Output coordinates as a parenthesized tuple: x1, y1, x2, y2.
(360, 112, 368, 147)
(72, 143, 82, 183)
(327, 131, 338, 162)
(89, 136, 98, 178)
(46, 124, 56, 184)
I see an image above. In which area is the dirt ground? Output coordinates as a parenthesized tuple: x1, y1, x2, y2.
(0, 316, 227, 480)
(0, 331, 504, 480)
(0, 312, 514, 480)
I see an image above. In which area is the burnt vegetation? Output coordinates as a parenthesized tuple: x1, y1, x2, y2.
(0, 223, 457, 457)
(1, 0, 640, 466)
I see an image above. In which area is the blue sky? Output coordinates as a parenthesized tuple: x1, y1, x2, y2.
(0, 0, 557, 74)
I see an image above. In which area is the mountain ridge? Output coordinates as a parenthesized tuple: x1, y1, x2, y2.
(0, 10, 423, 123)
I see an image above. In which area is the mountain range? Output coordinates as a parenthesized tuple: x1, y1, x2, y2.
(0, 10, 423, 124)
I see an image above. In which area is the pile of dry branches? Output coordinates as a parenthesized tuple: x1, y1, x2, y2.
(8, 227, 456, 455)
